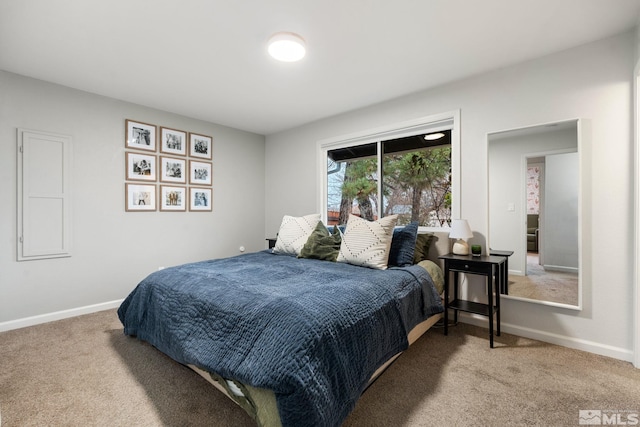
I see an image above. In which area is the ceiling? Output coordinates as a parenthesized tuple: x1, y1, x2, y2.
(1, 1, 639, 135)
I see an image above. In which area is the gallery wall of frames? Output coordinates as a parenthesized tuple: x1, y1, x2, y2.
(124, 119, 213, 212)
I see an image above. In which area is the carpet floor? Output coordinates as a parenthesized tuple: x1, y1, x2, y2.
(507, 253, 579, 306)
(0, 309, 638, 426)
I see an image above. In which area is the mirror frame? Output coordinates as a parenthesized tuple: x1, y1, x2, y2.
(486, 118, 584, 310)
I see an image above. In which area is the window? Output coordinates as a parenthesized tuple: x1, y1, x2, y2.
(382, 133, 452, 226)
(320, 111, 460, 228)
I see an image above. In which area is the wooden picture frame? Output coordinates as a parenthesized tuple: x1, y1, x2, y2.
(160, 127, 187, 156)
(160, 156, 186, 183)
(189, 160, 212, 185)
(160, 185, 187, 211)
(126, 152, 157, 182)
(125, 183, 156, 211)
(126, 119, 156, 152)
(189, 133, 212, 159)
(189, 187, 212, 211)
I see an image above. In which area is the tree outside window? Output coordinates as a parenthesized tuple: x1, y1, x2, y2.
(327, 131, 451, 227)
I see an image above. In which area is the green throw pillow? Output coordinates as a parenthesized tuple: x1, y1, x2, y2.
(413, 233, 435, 264)
(418, 260, 444, 295)
(299, 222, 341, 261)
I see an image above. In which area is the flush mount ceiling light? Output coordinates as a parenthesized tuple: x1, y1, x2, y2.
(424, 132, 445, 141)
(268, 32, 306, 62)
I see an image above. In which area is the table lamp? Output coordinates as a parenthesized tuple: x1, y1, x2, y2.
(449, 219, 473, 255)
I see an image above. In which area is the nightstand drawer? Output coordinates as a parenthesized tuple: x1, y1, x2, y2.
(446, 259, 492, 274)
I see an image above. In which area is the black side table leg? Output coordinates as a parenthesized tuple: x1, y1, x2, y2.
(453, 271, 459, 325)
(503, 257, 509, 295)
(444, 266, 449, 336)
(488, 272, 494, 348)
(496, 265, 501, 337)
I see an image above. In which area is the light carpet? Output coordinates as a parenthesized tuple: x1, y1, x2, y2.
(507, 253, 579, 306)
(0, 309, 638, 426)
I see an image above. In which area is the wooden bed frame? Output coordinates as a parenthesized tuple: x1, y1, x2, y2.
(187, 230, 451, 427)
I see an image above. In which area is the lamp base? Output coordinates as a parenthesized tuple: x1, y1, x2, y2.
(452, 240, 469, 255)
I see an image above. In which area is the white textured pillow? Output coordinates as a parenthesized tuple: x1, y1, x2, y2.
(273, 214, 321, 255)
(337, 214, 398, 270)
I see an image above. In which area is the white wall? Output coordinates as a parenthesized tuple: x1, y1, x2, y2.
(0, 71, 266, 326)
(265, 31, 635, 361)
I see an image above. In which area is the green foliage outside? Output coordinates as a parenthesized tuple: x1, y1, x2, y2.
(337, 146, 451, 226)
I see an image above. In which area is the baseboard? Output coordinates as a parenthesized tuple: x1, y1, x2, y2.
(0, 300, 123, 333)
(543, 264, 579, 274)
(458, 313, 634, 363)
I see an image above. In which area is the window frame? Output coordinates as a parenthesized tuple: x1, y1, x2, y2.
(317, 110, 460, 230)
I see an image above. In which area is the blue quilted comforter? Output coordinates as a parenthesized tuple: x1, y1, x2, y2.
(118, 250, 443, 427)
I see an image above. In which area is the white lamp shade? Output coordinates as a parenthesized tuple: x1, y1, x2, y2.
(449, 219, 473, 240)
(450, 219, 473, 255)
(268, 32, 306, 62)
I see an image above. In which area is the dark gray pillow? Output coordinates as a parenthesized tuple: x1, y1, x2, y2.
(388, 222, 419, 267)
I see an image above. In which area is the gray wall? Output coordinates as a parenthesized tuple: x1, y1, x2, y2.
(0, 71, 265, 325)
(265, 32, 635, 361)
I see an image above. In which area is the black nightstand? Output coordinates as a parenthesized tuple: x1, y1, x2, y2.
(438, 253, 506, 348)
(266, 238, 277, 249)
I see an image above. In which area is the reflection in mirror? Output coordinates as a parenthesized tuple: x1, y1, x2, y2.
(488, 120, 581, 309)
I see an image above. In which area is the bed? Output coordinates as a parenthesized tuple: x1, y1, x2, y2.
(118, 214, 450, 427)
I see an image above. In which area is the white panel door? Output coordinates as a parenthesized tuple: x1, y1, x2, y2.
(17, 129, 72, 260)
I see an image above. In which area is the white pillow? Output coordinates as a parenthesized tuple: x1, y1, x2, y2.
(273, 214, 321, 256)
(337, 214, 398, 270)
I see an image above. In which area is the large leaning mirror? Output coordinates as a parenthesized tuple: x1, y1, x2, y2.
(488, 119, 582, 309)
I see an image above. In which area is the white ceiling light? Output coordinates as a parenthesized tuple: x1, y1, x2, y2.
(424, 132, 445, 140)
(268, 32, 306, 62)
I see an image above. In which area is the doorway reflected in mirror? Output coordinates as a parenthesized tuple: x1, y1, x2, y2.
(488, 119, 582, 309)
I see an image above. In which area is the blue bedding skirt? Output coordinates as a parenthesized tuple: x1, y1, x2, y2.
(118, 250, 443, 427)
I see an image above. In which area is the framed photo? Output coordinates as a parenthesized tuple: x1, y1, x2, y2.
(160, 127, 187, 156)
(160, 156, 186, 183)
(190, 187, 212, 211)
(189, 160, 212, 185)
(125, 183, 156, 211)
(126, 119, 156, 152)
(126, 152, 157, 181)
(189, 133, 212, 159)
(160, 185, 187, 211)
